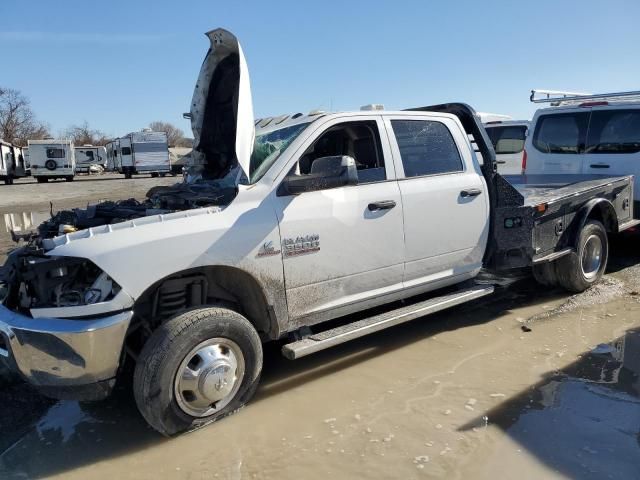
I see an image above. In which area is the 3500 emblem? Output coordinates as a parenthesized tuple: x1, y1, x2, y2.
(283, 234, 320, 257)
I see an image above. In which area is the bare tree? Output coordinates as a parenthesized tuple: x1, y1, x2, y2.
(0, 87, 50, 145)
(149, 121, 191, 147)
(63, 121, 108, 146)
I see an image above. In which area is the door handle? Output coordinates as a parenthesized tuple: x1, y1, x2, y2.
(496, 160, 507, 164)
(368, 200, 396, 211)
(590, 164, 610, 169)
(460, 188, 482, 198)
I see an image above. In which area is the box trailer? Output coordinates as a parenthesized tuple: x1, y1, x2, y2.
(0, 140, 28, 185)
(118, 131, 170, 178)
(74, 145, 107, 173)
(28, 139, 76, 183)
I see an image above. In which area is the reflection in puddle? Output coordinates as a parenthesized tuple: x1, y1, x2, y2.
(1, 211, 49, 234)
(462, 330, 640, 479)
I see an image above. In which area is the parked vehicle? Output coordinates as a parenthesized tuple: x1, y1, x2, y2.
(477, 112, 512, 123)
(0, 29, 638, 436)
(0, 140, 28, 184)
(27, 139, 75, 182)
(74, 145, 107, 173)
(523, 89, 640, 215)
(117, 130, 170, 178)
(484, 120, 530, 175)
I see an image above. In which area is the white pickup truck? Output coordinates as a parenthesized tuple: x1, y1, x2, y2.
(0, 29, 638, 436)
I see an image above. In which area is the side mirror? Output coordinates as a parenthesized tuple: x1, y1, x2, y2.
(280, 155, 358, 195)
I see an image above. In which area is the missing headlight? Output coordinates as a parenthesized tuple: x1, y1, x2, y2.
(17, 256, 120, 309)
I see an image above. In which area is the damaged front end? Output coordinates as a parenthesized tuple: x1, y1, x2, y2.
(2, 179, 237, 314)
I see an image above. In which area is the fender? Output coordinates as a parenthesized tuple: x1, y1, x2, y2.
(568, 197, 618, 247)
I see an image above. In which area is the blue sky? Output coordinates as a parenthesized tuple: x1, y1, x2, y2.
(1, 0, 639, 138)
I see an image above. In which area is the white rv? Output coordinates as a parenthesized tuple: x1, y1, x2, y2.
(28, 139, 76, 183)
(117, 130, 170, 178)
(74, 145, 107, 173)
(0, 140, 28, 185)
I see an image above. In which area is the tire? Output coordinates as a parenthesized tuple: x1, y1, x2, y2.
(532, 261, 557, 286)
(555, 220, 608, 293)
(133, 307, 263, 436)
(65, 176, 74, 182)
(45, 160, 57, 171)
(124, 172, 132, 179)
(151, 172, 159, 178)
(36, 177, 48, 183)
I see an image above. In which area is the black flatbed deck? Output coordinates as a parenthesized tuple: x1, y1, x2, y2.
(502, 174, 632, 207)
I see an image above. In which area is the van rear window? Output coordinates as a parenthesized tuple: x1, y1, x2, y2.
(533, 112, 589, 154)
(46, 148, 65, 158)
(121, 147, 132, 155)
(486, 126, 527, 154)
(586, 110, 640, 154)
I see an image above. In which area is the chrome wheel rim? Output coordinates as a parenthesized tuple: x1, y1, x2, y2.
(174, 338, 245, 418)
(581, 234, 603, 280)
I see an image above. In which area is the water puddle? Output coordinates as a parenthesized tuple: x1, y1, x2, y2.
(461, 329, 640, 479)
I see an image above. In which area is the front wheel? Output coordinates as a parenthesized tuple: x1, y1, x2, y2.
(133, 307, 263, 436)
(36, 177, 48, 183)
(555, 220, 608, 292)
(65, 176, 74, 182)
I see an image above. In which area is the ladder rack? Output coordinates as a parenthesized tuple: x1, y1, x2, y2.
(530, 89, 640, 105)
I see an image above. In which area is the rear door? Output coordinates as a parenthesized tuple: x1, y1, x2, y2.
(385, 115, 489, 288)
(583, 106, 640, 201)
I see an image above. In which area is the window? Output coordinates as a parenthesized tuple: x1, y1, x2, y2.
(85, 151, 95, 159)
(486, 125, 527, 154)
(586, 109, 640, 154)
(533, 112, 589, 154)
(46, 148, 65, 158)
(121, 147, 132, 156)
(292, 121, 386, 184)
(391, 120, 463, 177)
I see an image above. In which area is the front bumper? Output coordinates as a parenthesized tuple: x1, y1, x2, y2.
(0, 304, 132, 396)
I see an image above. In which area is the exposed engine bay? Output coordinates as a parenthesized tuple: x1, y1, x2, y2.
(0, 179, 237, 313)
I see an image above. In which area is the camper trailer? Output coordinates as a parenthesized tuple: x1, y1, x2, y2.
(0, 140, 28, 185)
(28, 139, 76, 183)
(104, 140, 118, 172)
(118, 130, 170, 178)
(74, 145, 107, 173)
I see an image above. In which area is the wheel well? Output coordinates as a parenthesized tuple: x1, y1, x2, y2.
(132, 266, 274, 339)
(586, 201, 618, 233)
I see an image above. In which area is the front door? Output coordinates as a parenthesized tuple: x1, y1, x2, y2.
(275, 117, 405, 323)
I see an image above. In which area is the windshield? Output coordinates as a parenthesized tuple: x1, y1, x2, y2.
(248, 123, 309, 183)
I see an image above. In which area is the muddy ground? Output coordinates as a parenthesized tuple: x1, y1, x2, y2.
(1, 175, 639, 479)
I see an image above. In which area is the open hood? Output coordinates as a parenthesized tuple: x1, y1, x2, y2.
(189, 28, 255, 179)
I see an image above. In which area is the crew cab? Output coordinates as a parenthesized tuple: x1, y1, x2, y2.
(0, 30, 637, 436)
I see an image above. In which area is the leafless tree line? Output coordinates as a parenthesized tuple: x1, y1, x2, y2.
(1, 86, 193, 148)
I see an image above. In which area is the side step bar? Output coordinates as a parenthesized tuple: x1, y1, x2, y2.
(282, 283, 494, 360)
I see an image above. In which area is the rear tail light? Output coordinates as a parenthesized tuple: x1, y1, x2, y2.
(521, 149, 528, 174)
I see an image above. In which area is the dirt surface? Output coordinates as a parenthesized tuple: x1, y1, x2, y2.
(1, 177, 640, 479)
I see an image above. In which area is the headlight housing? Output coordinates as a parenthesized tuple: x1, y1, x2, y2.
(17, 256, 121, 309)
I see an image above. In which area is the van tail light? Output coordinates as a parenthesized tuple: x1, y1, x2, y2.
(521, 149, 528, 175)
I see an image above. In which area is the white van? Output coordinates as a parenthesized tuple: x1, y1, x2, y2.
(524, 89, 640, 214)
(484, 120, 529, 175)
(75, 145, 107, 173)
(28, 139, 76, 183)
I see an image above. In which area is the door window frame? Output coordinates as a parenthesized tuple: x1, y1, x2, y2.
(383, 114, 471, 180)
(275, 115, 398, 194)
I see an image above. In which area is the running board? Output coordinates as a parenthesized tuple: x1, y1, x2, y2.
(282, 284, 494, 360)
